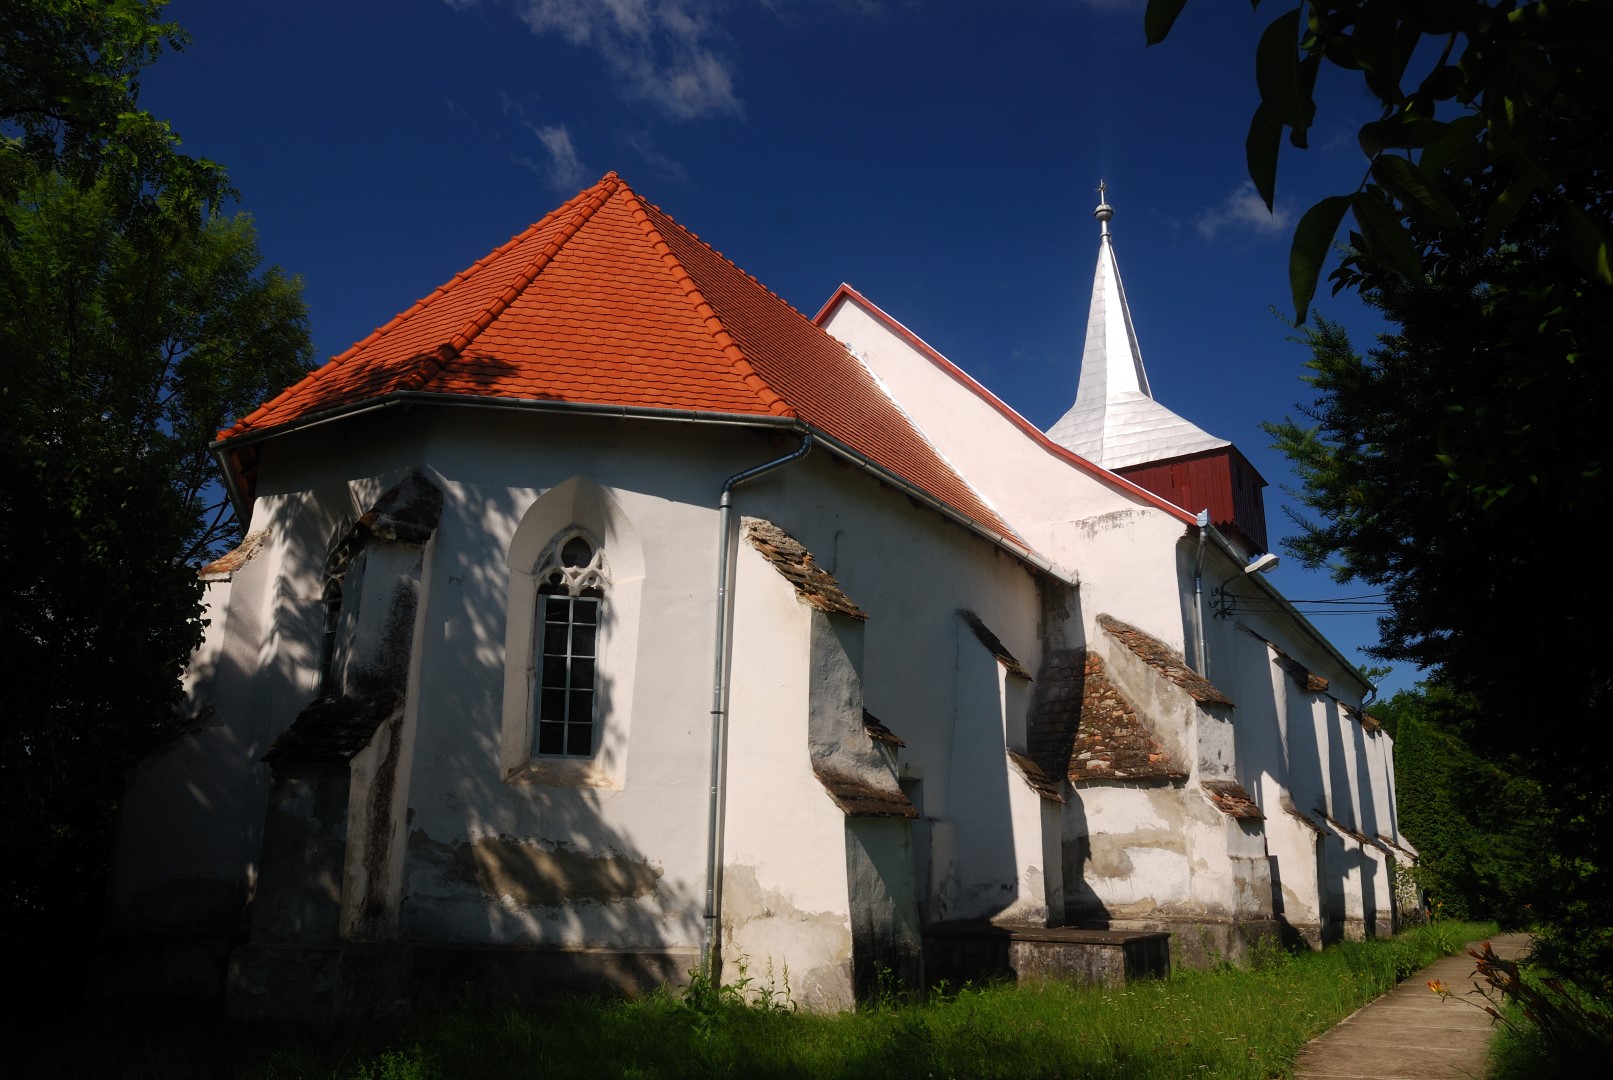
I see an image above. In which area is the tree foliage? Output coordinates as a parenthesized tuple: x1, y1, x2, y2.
(0, 0, 311, 993)
(1149, 0, 1613, 319)
(1150, 0, 1612, 980)
(1373, 687, 1540, 927)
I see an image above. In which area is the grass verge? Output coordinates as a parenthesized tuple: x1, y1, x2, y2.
(12, 922, 1495, 1080)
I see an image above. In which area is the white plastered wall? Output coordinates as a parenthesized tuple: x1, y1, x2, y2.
(821, 295, 1189, 645)
(723, 549, 856, 1010)
(149, 405, 1053, 966)
(945, 619, 1056, 926)
(741, 457, 1049, 930)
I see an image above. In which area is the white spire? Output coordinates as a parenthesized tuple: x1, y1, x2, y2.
(1045, 186, 1228, 470)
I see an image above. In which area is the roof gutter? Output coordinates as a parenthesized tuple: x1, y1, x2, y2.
(213, 444, 254, 533)
(214, 392, 1077, 586)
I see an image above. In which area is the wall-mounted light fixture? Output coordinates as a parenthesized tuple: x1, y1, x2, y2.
(1245, 552, 1280, 575)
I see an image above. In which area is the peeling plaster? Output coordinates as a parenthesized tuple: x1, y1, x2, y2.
(722, 864, 852, 1010)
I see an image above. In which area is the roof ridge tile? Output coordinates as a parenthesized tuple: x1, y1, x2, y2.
(217, 180, 609, 440)
(620, 186, 793, 418)
(439, 173, 620, 366)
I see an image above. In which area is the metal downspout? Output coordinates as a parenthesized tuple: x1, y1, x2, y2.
(1193, 509, 1210, 675)
(704, 434, 813, 980)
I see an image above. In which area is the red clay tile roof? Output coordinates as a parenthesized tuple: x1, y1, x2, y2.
(1008, 750, 1066, 803)
(1321, 812, 1379, 847)
(1344, 704, 1384, 733)
(1060, 650, 1188, 785)
(863, 709, 905, 747)
(1280, 795, 1326, 835)
(1026, 647, 1084, 778)
(813, 765, 919, 818)
(221, 172, 1008, 537)
(1201, 779, 1265, 820)
(198, 529, 269, 582)
(263, 692, 398, 766)
(1097, 614, 1233, 707)
(959, 610, 1032, 681)
(743, 518, 867, 620)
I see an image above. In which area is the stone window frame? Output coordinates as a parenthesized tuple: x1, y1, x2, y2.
(500, 477, 642, 790)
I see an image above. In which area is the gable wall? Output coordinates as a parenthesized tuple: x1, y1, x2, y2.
(820, 299, 1191, 651)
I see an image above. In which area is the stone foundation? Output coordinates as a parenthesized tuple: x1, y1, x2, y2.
(923, 922, 1170, 989)
(1079, 915, 1283, 968)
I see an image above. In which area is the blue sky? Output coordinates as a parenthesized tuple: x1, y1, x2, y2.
(143, 0, 1413, 696)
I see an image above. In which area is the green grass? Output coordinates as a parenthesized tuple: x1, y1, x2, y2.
(11, 922, 1495, 1080)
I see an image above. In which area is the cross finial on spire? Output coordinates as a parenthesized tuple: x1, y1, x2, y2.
(1094, 180, 1114, 240)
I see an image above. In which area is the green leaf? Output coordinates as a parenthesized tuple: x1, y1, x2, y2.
(1247, 101, 1282, 211)
(1481, 178, 1535, 248)
(1420, 114, 1484, 177)
(1144, 0, 1191, 45)
(1291, 53, 1321, 148)
(1351, 192, 1423, 281)
(1289, 195, 1352, 322)
(1486, 121, 1553, 189)
(1354, 0, 1400, 100)
(1371, 155, 1462, 230)
(1359, 114, 1446, 157)
(1388, 19, 1422, 101)
(1256, 8, 1307, 130)
(1558, 200, 1613, 285)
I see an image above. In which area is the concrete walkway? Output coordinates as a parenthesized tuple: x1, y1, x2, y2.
(1293, 933, 1532, 1080)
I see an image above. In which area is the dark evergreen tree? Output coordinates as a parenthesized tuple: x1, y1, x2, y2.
(0, 0, 312, 1003)
(1149, 0, 1612, 984)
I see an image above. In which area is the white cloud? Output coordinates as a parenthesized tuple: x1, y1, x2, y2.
(619, 129, 688, 183)
(1195, 182, 1294, 241)
(535, 124, 587, 188)
(508, 0, 743, 120)
(501, 94, 589, 190)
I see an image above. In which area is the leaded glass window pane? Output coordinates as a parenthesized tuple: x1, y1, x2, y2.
(532, 533, 605, 758)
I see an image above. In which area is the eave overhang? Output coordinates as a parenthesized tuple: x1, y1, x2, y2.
(212, 392, 1077, 587)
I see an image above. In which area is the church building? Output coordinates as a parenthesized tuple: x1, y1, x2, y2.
(104, 173, 1412, 1016)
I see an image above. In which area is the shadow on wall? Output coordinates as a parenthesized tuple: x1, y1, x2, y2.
(1061, 789, 1104, 919)
(408, 471, 701, 935)
(106, 465, 706, 1012)
(940, 617, 1029, 925)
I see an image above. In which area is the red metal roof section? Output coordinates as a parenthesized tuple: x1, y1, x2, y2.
(220, 174, 1009, 537)
(1115, 446, 1270, 554)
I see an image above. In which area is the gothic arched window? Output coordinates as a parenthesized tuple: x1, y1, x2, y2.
(533, 531, 606, 757)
